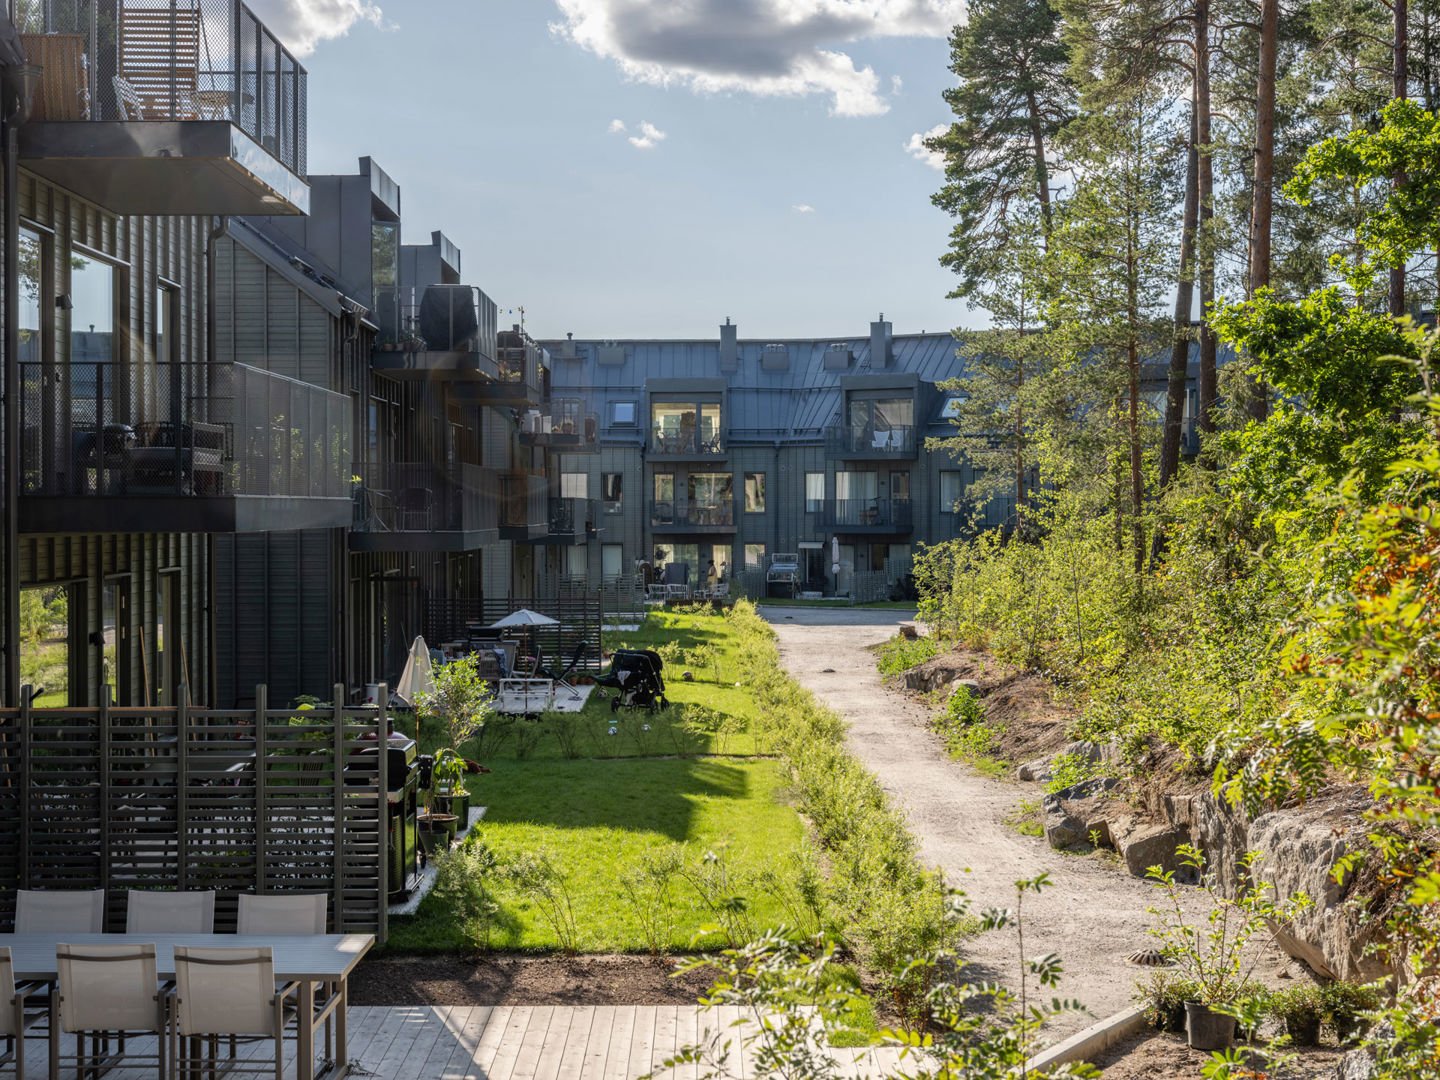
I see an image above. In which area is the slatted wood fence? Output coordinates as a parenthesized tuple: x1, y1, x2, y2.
(0, 684, 391, 941)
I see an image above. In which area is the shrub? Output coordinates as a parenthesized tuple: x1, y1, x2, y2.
(429, 842, 503, 949)
(505, 849, 581, 954)
(416, 654, 494, 750)
(875, 634, 939, 678)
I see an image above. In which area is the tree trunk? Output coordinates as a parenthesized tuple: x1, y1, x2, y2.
(1161, 101, 1200, 488)
(1247, 0, 1278, 420)
(1025, 85, 1054, 240)
(1392, 0, 1409, 317)
(1014, 354, 1026, 529)
(1196, 0, 1218, 437)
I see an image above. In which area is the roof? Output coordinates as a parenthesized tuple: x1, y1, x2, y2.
(227, 218, 373, 326)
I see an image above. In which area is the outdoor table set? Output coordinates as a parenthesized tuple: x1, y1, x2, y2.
(0, 889, 373, 1080)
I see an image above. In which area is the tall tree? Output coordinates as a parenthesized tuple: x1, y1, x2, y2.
(929, 0, 1075, 298)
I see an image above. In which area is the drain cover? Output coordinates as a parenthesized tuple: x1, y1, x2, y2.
(1126, 949, 1172, 967)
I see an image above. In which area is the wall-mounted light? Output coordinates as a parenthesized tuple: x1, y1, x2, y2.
(55, 293, 73, 310)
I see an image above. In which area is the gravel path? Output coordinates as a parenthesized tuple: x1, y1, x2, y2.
(762, 604, 1196, 1040)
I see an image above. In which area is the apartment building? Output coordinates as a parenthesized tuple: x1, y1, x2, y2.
(539, 319, 1203, 599)
(0, 0, 327, 708)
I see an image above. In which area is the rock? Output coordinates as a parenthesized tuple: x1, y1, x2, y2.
(1041, 777, 1119, 849)
(1111, 818, 1190, 878)
(898, 623, 919, 640)
(1334, 1049, 1376, 1080)
(1016, 757, 1052, 783)
(954, 678, 981, 693)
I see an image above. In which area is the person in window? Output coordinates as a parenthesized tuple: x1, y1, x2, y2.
(706, 559, 719, 593)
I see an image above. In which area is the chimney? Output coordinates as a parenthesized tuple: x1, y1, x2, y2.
(719, 316, 739, 373)
(870, 312, 893, 369)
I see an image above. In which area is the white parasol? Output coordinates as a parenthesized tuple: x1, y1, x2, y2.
(489, 608, 560, 629)
(394, 635, 436, 707)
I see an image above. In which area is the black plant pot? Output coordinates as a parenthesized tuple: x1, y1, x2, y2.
(1285, 1014, 1322, 1047)
(1152, 1003, 1187, 1033)
(1185, 1002, 1235, 1051)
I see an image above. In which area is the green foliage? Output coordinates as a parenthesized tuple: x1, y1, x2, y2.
(1044, 750, 1100, 794)
(416, 654, 494, 751)
(504, 849, 582, 955)
(428, 843, 503, 950)
(619, 846, 683, 956)
(874, 634, 939, 678)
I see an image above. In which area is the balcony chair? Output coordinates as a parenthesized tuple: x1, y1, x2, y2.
(0, 948, 47, 1080)
(171, 947, 300, 1080)
(54, 943, 166, 1080)
(15, 890, 104, 934)
(126, 891, 215, 935)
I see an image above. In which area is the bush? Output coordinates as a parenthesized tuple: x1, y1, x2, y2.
(874, 634, 939, 678)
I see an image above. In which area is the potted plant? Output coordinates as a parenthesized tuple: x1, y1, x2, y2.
(433, 748, 470, 827)
(416, 655, 495, 758)
(1271, 984, 1324, 1046)
(1147, 845, 1313, 1051)
(1135, 970, 1196, 1033)
(1323, 981, 1382, 1044)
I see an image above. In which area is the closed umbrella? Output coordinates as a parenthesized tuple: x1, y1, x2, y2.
(394, 635, 436, 707)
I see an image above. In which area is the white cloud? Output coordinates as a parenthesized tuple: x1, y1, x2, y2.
(550, 0, 964, 117)
(608, 118, 628, 133)
(905, 123, 948, 170)
(246, 0, 387, 56)
(792, 203, 816, 213)
(627, 120, 667, 149)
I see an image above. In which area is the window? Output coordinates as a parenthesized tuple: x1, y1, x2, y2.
(560, 472, 587, 499)
(744, 543, 766, 569)
(744, 472, 766, 513)
(846, 394, 915, 451)
(564, 545, 588, 578)
(651, 400, 722, 453)
(602, 544, 624, 581)
(610, 401, 636, 426)
(70, 252, 116, 425)
(686, 472, 732, 509)
(18, 227, 44, 367)
(708, 544, 731, 581)
(939, 394, 966, 421)
(602, 472, 623, 513)
(652, 473, 675, 525)
(940, 470, 965, 512)
(19, 585, 69, 706)
(836, 470, 878, 501)
(890, 471, 911, 502)
(805, 472, 825, 513)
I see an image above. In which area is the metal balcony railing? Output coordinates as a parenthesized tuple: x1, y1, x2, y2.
(547, 497, 592, 536)
(824, 424, 917, 455)
(12, 0, 308, 175)
(20, 361, 350, 498)
(351, 463, 497, 535)
(520, 399, 598, 447)
(649, 499, 735, 528)
(648, 427, 725, 456)
(372, 284, 498, 359)
(823, 498, 914, 530)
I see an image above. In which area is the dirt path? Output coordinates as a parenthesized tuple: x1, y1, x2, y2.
(762, 605, 1201, 1040)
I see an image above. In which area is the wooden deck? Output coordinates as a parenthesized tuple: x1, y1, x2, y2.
(13, 1005, 908, 1079)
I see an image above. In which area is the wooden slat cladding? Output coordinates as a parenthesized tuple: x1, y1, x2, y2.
(0, 695, 388, 940)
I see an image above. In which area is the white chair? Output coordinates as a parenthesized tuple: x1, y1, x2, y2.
(126, 891, 215, 934)
(54, 943, 165, 1080)
(172, 946, 298, 1080)
(0, 947, 46, 1078)
(15, 890, 104, 933)
(235, 894, 327, 936)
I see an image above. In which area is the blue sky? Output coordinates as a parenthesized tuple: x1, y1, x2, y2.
(258, 0, 973, 340)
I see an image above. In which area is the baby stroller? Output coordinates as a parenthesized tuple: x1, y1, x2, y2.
(597, 649, 667, 713)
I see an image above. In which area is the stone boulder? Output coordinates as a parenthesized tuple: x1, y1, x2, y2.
(1041, 777, 1119, 849)
(1109, 817, 1190, 879)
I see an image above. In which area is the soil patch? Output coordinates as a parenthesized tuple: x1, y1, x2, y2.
(350, 954, 715, 1007)
(1091, 1029, 1345, 1079)
(901, 645, 1075, 765)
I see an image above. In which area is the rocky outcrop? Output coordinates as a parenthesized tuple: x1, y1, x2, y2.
(1035, 758, 1383, 981)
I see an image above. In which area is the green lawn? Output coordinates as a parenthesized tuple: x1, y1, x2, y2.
(387, 608, 811, 954)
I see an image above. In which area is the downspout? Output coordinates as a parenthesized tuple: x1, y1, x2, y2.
(204, 215, 226, 705)
(771, 438, 780, 570)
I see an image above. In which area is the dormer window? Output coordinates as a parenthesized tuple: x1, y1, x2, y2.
(611, 401, 637, 426)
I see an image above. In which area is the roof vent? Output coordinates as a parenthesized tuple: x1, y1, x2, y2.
(719, 317, 739, 373)
(761, 343, 790, 372)
(556, 331, 581, 361)
(824, 343, 852, 371)
(597, 342, 626, 366)
(870, 313, 893, 369)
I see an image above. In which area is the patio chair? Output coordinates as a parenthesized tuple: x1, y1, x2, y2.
(54, 943, 166, 1080)
(171, 946, 299, 1080)
(14, 890, 103, 933)
(236, 894, 327, 936)
(538, 642, 587, 701)
(0, 947, 46, 1079)
(126, 890, 215, 934)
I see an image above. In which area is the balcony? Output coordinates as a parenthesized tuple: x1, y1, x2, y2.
(19, 361, 352, 532)
(350, 463, 499, 553)
(824, 424, 918, 460)
(519, 399, 598, 450)
(443, 326, 547, 408)
(499, 472, 548, 540)
(649, 499, 735, 534)
(526, 497, 594, 546)
(823, 498, 914, 534)
(371, 285, 499, 383)
(647, 427, 725, 460)
(14, 0, 309, 215)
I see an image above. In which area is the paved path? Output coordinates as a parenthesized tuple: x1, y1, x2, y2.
(762, 604, 1185, 1040)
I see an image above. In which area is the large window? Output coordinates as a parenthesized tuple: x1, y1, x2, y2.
(805, 472, 825, 513)
(744, 472, 765, 513)
(940, 470, 965, 512)
(845, 394, 915, 451)
(19, 585, 69, 706)
(836, 470, 878, 501)
(602, 543, 624, 581)
(561, 472, 588, 499)
(891, 471, 911, 502)
(744, 543, 766, 569)
(687, 472, 732, 509)
(70, 252, 116, 425)
(651, 400, 722, 453)
(18, 227, 44, 366)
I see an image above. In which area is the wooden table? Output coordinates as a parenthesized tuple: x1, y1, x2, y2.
(0, 932, 374, 1080)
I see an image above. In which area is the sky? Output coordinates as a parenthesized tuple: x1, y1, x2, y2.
(247, 0, 975, 341)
